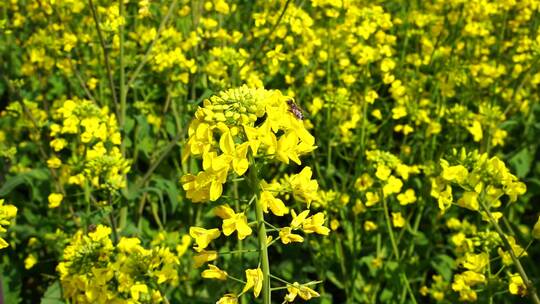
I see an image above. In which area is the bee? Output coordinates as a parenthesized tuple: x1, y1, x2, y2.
(87, 224, 97, 233)
(286, 98, 304, 120)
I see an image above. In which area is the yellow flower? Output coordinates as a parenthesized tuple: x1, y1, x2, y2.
(46, 156, 62, 169)
(130, 283, 148, 301)
(452, 271, 485, 301)
(330, 219, 340, 230)
(533, 216, 540, 239)
(215, 132, 249, 175)
(201, 264, 228, 280)
(189, 227, 221, 252)
(302, 212, 330, 235)
(181, 170, 227, 202)
(88, 225, 112, 242)
(24, 254, 38, 269)
(508, 274, 526, 296)
(279, 227, 304, 244)
(375, 164, 392, 181)
(50, 138, 67, 151)
(182, 86, 316, 205)
(392, 212, 405, 228)
(365, 191, 380, 207)
(372, 109, 383, 120)
(214, 205, 252, 240)
(242, 268, 263, 298)
(364, 221, 378, 231)
(176, 234, 192, 257)
(284, 282, 320, 302)
(383, 175, 403, 196)
(460, 271, 486, 285)
(466, 120, 483, 142)
(457, 191, 479, 211)
(431, 178, 453, 213)
(380, 58, 396, 73)
(397, 188, 416, 205)
(0, 199, 17, 222)
(355, 173, 374, 191)
(352, 199, 366, 215)
(48, 193, 63, 208)
(392, 106, 407, 119)
(441, 162, 468, 184)
(117, 237, 143, 253)
(260, 191, 289, 216)
(288, 167, 319, 205)
(462, 252, 489, 272)
(498, 236, 527, 265)
(290, 210, 310, 228)
(193, 250, 218, 268)
(505, 181, 526, 203)
(216, 294, 238, 304)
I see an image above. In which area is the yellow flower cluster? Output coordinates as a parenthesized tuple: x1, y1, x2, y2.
(437, 216, 530, 301)
(0, 199, 17, 249)
(432, 149, 527, 213)
(182, 85, 315, 202)
(57, 225, 179, 304)
(348, 150, 421, 230)
(0, 99, 48, 173)
(49, 99, 130, 192)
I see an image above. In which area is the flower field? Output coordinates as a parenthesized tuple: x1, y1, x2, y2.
(2, 0, 540, 303)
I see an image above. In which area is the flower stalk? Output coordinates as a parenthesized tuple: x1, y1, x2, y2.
(249, 156, 271, 304)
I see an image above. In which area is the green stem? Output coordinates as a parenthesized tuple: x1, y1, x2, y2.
(227, 275, 247, 285)
(234, 180, 247, 304)
(382, 197, 417, 304)
(219, 249, 260, 255)
(382, 198, 400, 260)
(119, 0, 126, 154)
(88, 0, 119, 112)
(125, 0, 179, 95)
(136, 131, 183, 188)
(479, 199, 540, 304)
(238, 0, 292, 71)
(109, 210, 119, 244)
(249, 157, 271, 304)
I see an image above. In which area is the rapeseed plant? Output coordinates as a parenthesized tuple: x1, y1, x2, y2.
(182, 86, 328, 303)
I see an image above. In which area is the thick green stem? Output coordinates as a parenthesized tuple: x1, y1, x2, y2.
(255, 195, 271, 304)
(248, 158, 271, 304)
(479, 200, 540, 304)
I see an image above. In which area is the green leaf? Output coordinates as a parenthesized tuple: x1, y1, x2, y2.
(379, 289, 393, 302)
(413, 231, 429, 246)
(431, 254, 456, 281)
(40, 281, 64, 304)
(1, 255, 21, 304)
(152, 178, 180, 212)
(0, 168, 48, 196)
(124, 116, 135, 134)
(319, 294, 333, 304)
(325, 271, 345, 289)
(509, 147, 534, 178)
(385, 261, 399, 272)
